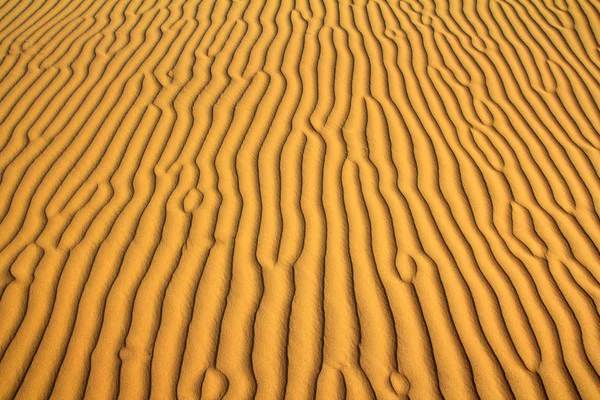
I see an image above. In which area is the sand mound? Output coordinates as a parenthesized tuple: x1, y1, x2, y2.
(1, 0, 600, 398)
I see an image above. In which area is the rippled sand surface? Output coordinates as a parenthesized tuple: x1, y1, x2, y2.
(1, 0, 600, 398)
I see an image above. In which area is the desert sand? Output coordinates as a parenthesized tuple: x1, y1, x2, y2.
(0, 0, 600, 398)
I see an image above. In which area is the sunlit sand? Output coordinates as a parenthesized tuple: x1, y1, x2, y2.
(1, 0, 600, 398)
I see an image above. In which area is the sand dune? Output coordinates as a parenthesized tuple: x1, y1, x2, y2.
(0, 0, 600, 398)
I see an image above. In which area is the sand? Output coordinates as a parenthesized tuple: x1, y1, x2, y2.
(0, 0, 600, 398)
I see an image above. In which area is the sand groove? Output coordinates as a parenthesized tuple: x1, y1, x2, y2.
(1, 0, 600, 398)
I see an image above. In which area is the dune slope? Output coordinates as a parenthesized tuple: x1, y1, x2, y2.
(1, 0, 600, 398)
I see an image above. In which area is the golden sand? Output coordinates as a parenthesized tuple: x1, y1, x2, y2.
(1, 0, 600, 398)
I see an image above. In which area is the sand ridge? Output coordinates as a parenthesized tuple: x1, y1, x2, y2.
(0, 0, 600, 398)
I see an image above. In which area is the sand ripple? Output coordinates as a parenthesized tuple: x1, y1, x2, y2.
(1, 0, 600, 398)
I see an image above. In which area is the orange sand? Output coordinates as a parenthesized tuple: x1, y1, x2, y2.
(1, 0, 600, 399)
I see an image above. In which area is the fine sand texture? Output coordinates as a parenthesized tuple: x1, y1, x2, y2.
(1, 0, 600, 399)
